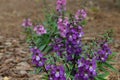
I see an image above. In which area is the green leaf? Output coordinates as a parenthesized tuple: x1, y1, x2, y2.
(98, 66, 108, 72)
(97, 72, 109, 79)
(103, 62, 117, 72)
(39, 45, 46, 51)
(42, 74, 49, 80)
(44, 46, 52, 53)
(81, 20, 87, 26)
(95, 76, 107, 80)
(36, 38, 41, 44)
(34, 67, 43, 74)
(108, 52, 117, 60)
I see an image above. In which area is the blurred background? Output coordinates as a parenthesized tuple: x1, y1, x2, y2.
(0, 0, 119, 80)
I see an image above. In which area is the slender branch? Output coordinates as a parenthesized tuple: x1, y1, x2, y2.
(43, 65, 49, 77)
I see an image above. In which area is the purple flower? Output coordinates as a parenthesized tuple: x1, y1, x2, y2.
(51, 37, 65, 57)
(45, 65, 53, 71)
(78, 58, 85, 68)
(57, 17, 69, 37)
(96, 42, 112, 62)
(88, 59, 97, 76)
(66, 25, 83, 61)
(49, 65, 66, 80)
(34, 25, 47, 35)
(75, 58, 97, 80)
(22, 18, 32, 28)
(56, 0, 66, 13)
(101, 43, 112, 55)
(31, 47, 46, 67)
(75, 9, 87, 21)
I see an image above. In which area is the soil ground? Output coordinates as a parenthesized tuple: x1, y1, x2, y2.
(0, 0, 120, 80)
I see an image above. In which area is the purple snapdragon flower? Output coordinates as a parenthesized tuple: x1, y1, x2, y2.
(49, 65, 66, 80)
(66, 25, 83, 61)
(96, 42, 112, 62)
(52, 24, 83, 59)
(31, 47, 46, 67)
(75, 9, 87, 21)
(56, 0, 66, 13)
(75, 58, 97, 80)
(78, 57, 85, 68)
(101, 43, 112, 55)
(22, 18, 32, 28)
(34, 25, 47, 35)
(57, 17, 69, 37)
(51, 37, 65, 57)
(88, 59, 97, 76)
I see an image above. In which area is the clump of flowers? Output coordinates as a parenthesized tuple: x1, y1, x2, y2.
(57, 17, 69, 37)
(48, 65, 66, 80)
(75, 58, 97, 80)
(96, 42, 112, 62)
(22, 18, 32, 28)
(75, 9, 87, 21)
(22, 0, 116, 80)
(31, 47, 46, 67)
(34, 25, 47, 35)
(56, 0, 66, 14)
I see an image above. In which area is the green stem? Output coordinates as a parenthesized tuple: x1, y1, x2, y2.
(43, 65, 49, 77)
(71, 54, 77, 76)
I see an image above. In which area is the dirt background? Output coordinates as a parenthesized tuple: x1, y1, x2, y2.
(0, 0, 120, 80)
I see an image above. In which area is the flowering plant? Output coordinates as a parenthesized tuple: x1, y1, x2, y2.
(22, 0, 117, 80)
